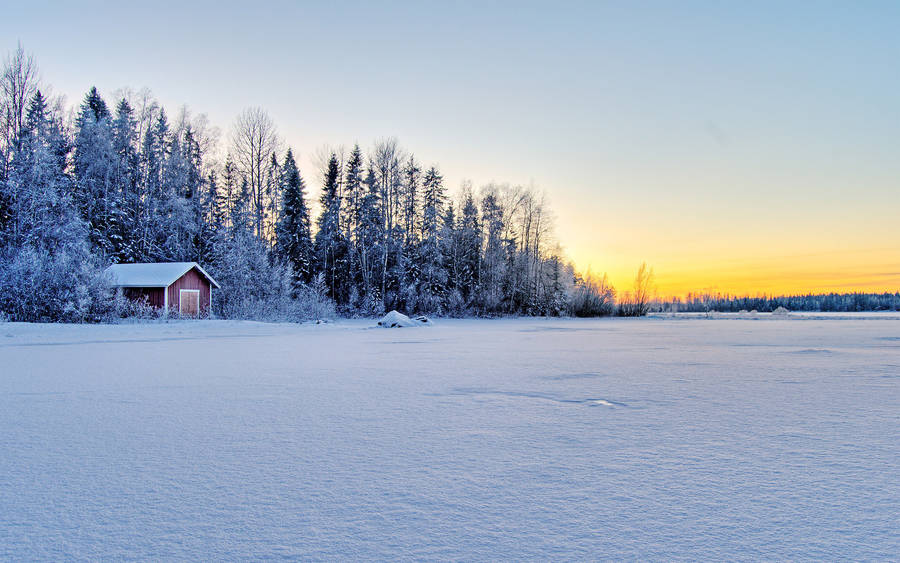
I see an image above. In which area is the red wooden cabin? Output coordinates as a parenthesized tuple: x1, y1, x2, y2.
(105, 262, 220, 317)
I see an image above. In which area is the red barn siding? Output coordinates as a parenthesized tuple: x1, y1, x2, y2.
(123, 287, 165, 308)
(166, 268, 211, 315)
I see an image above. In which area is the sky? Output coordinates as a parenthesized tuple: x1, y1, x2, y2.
(4, 0, 900, 297)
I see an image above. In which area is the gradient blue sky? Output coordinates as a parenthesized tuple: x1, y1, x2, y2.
(5, 0, 900, 295)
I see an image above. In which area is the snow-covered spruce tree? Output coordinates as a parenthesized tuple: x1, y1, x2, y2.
(275, 149, 313, 285)
(543, 253, 572, 316)
(264, 151, 280, 243)
(196, 169, 221, 267)
(4, 91, 81, 250)
(342, 145, 364, 307)
(0, 91, 114, 322)
(181, 124, 207, 259)
(416, 165, 447, 313)
(314, 153, 349, 304)
(456, 189, 482, 310)
(401, 155, 420, 246)
(154, 123, 201, 261)
(479, 188, 507, 314)
(137, 108, 169, 260)
(73, 87, 124, 259)
(441, 201, 465, 314)
(355, 160, 385, 314)
(219, 156, 238, 231)
(343, 144, 364, 244)
(111, 97, 141, 263)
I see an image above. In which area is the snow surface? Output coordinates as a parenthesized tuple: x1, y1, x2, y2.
(1, 316, 898, 560)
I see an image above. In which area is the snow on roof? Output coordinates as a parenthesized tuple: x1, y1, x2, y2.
(105, 262, 220, 289)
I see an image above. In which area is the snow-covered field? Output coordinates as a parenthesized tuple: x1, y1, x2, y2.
(1, 316, 898, 560)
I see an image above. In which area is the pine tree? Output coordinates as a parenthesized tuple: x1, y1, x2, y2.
(343, 145, 364, 305)
(199, 169, 223, 265)
(344, 144, 364, 237)
(417, 166, 447, 312)
(401, 155, 420, 244)
(156, 125, 198, 260)
(220, 155, 237, 230)
(441, 201, 463, 312)
(206, 170, 227, 236)
(264, 151, 279, 243)
(314, 153, 348, 302)
(357, 161, 385, 313)
(111, 98, 140, 262)
(82, 86, 110, 121)
(138, 108, 169, 259)
(4, 91, 82, 250)
(458, 189, 482, 307)
(480, 190, 505, 312)
(276, 149, 313, 285)
(230, 177, 253, 239)
(0, 90, 112, 323)
(73, 86, 120, 257)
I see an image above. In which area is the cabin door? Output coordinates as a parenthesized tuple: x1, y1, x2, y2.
(179, 289, 200, 317)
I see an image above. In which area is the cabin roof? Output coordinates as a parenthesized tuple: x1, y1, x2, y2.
(105, 262, 221, 289)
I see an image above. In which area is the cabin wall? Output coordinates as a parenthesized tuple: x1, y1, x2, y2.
(123, 287, 165, 308)
(167, 268, 211, 315)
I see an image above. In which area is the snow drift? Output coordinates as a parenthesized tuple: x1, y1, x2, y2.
(377, 310, 432, 328)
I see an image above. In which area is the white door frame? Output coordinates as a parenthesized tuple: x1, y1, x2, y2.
(179, 289, 201, 317)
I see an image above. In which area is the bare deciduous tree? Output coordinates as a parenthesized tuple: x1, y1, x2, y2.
(1, 42, 40, 175)
(230, 107, 280, 239)
(618, 262, 656, 316)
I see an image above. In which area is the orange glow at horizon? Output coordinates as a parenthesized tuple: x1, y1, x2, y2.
(574, 246, 900, 300)
(551, 164, 900, 300)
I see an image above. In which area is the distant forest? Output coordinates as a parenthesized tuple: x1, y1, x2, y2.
(655, 292, 900, 313)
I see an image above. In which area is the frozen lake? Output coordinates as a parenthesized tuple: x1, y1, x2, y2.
(1, 316, 898, 560)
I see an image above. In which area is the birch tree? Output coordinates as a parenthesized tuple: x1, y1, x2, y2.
(230, 107, 279, 240)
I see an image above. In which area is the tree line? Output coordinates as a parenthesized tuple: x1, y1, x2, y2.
(2, 44, 623, 322)
(10, 45, 883, 323)
(656, 292, 900, 313)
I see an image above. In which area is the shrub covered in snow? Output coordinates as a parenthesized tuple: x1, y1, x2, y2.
(208, 234, 336, 322)
(569, 271, 616, 317)
(0, 244, 118, 323)
(115, 296, 168, 321)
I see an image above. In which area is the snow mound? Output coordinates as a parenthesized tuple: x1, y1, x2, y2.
(413, 315, 433, 325)
(772, 306, 791, 316)
(377, 311, 432, 328)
